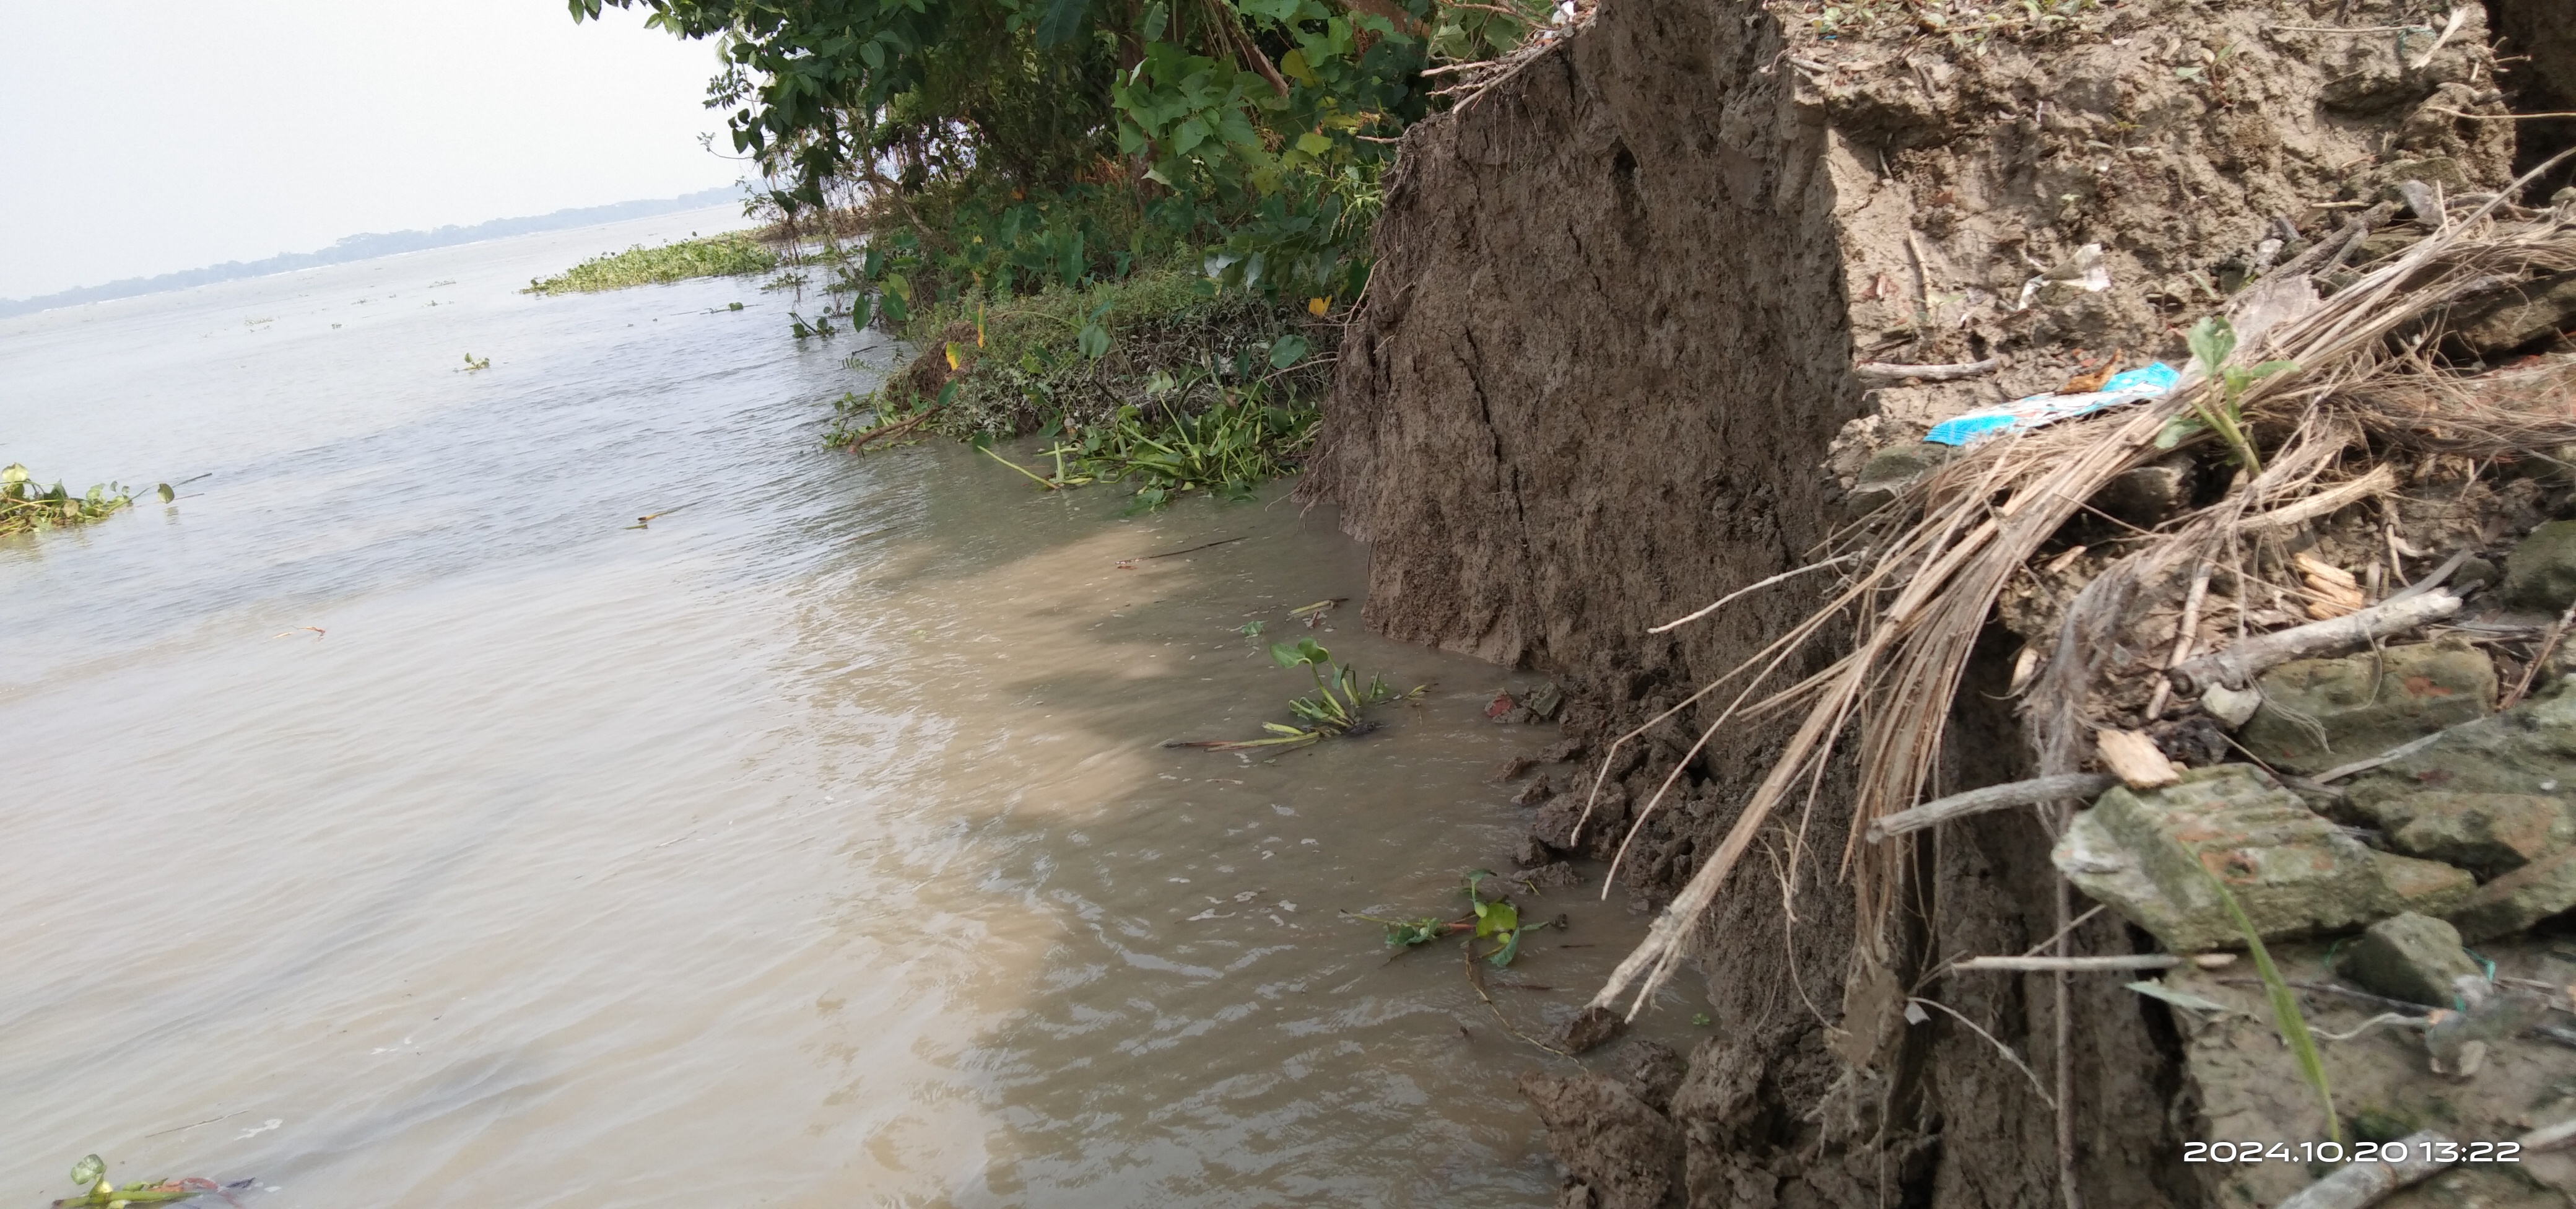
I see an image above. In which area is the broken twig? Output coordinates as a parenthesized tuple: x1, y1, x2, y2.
(1866, 774, 2117, 842)
(2273, 1129, 2454, 1209)
(1852, 358, 2003, 387)
(2165, 590, 2461, 696)
(1953, 954, 2183, 972)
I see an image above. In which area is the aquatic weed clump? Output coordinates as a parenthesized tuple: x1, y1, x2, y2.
(524, 232, 778, 295)
(1, 464, 144, 536)
(1168, 637, 1422, 750)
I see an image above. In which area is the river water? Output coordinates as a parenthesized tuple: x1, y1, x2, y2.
(0, 206, 1691, 1208)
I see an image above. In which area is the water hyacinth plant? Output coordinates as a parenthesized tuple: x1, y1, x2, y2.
(1168, 637, 1422, 750)
(52, 1154, 241, 1209)
(524, 232, 778, 295)
(1, 464, 148, 537)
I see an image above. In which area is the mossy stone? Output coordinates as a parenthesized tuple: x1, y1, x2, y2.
(2239, 639, 2496, 774)
(2334, 912, 2483, 1007)
(2505, 520, 2576, 612)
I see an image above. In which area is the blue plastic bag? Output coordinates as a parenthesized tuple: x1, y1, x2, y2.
(1923, 362, 2180, 447)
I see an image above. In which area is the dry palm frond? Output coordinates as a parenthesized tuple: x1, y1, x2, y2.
(1586, 152, 2576, 1020)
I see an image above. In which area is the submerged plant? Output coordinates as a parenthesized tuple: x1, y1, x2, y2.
(1, 465, 139, 537)
(1169, 637, 1422, 750)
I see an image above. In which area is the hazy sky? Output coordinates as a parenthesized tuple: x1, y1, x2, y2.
(0, 2, 742, 299)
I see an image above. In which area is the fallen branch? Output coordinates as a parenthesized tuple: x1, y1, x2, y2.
(1866, 774, 2116, 843)
(1852, 357, 2002, 386)
(1953, 954, 2182, 972)
(2165, 590, 2461, 696)
(2524, 1115, 2576, 1151)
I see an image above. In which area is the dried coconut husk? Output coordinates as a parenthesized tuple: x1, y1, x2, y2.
(1583, 151, 2576, 1021)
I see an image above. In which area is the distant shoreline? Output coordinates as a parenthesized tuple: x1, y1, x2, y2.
(0, 186, 751, 320)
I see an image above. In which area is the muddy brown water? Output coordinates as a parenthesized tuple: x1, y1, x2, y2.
(0, 211, 1699, 1208)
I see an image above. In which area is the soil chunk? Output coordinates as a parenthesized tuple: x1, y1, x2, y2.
(1515, 1070, 1681, 1209)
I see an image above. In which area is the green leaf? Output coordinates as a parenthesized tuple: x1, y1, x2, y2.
(1141, 0, 1169, 38)
(155, 483, 175, 504)
(1268, 333, 1310, 368)
(2153, 414, 2206, 450)
(70, 1156, 104, 1189)
(1036, 0, 1090, 45)
(2185, 315, 2236, 375)
(1077, 321, 1110, 359)
(2203, 866, 2339, 1144)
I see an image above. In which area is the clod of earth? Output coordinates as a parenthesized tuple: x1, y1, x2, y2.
(1515, 1069, 1679, 1209)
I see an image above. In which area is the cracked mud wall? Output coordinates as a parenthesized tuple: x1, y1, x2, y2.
(1310, 0, 2533, 1204)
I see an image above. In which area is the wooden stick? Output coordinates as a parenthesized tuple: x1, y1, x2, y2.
(1852, 358, 2003, 386)
(2239, 465, 2400, 534)
(1866, 774, 2117, 842)
(1954, 954, 2183, 972)
(2523, 1116, 2576, 1152)
(2274, 1130, 2455, 1209)
(2144, 567, 2213, 719)
(2165, 590, 2461, 696)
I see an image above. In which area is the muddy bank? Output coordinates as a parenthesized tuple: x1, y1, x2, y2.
(1307, 0, 2569, 1203)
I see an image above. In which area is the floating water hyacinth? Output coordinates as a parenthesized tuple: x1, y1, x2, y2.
(1924, 362, 2181, 447)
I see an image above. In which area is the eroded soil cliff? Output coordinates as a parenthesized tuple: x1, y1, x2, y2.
(1307, 0, 2564, 1203)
